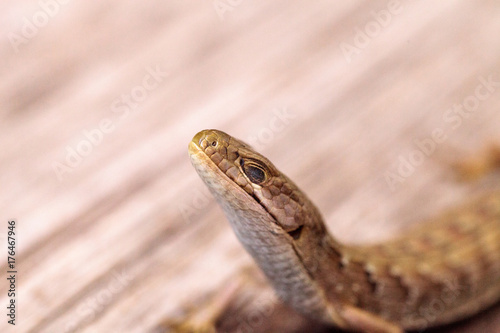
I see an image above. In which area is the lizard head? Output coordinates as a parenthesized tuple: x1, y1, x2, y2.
(189, 129, 327, 239)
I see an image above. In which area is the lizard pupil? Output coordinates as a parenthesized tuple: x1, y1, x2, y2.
(241, 160, 266, 184)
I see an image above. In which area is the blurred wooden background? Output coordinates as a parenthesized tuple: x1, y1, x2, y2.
(1, 1, 500, 332)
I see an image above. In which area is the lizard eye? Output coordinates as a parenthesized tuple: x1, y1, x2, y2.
(240, 159, 267, 184)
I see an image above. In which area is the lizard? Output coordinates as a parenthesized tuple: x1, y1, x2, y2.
(180, 129, 500, 332)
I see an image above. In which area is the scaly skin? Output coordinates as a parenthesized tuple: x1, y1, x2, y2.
(188, 129, 500, 332)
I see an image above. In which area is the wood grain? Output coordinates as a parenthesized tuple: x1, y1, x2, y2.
(1, 1, 499, 332)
